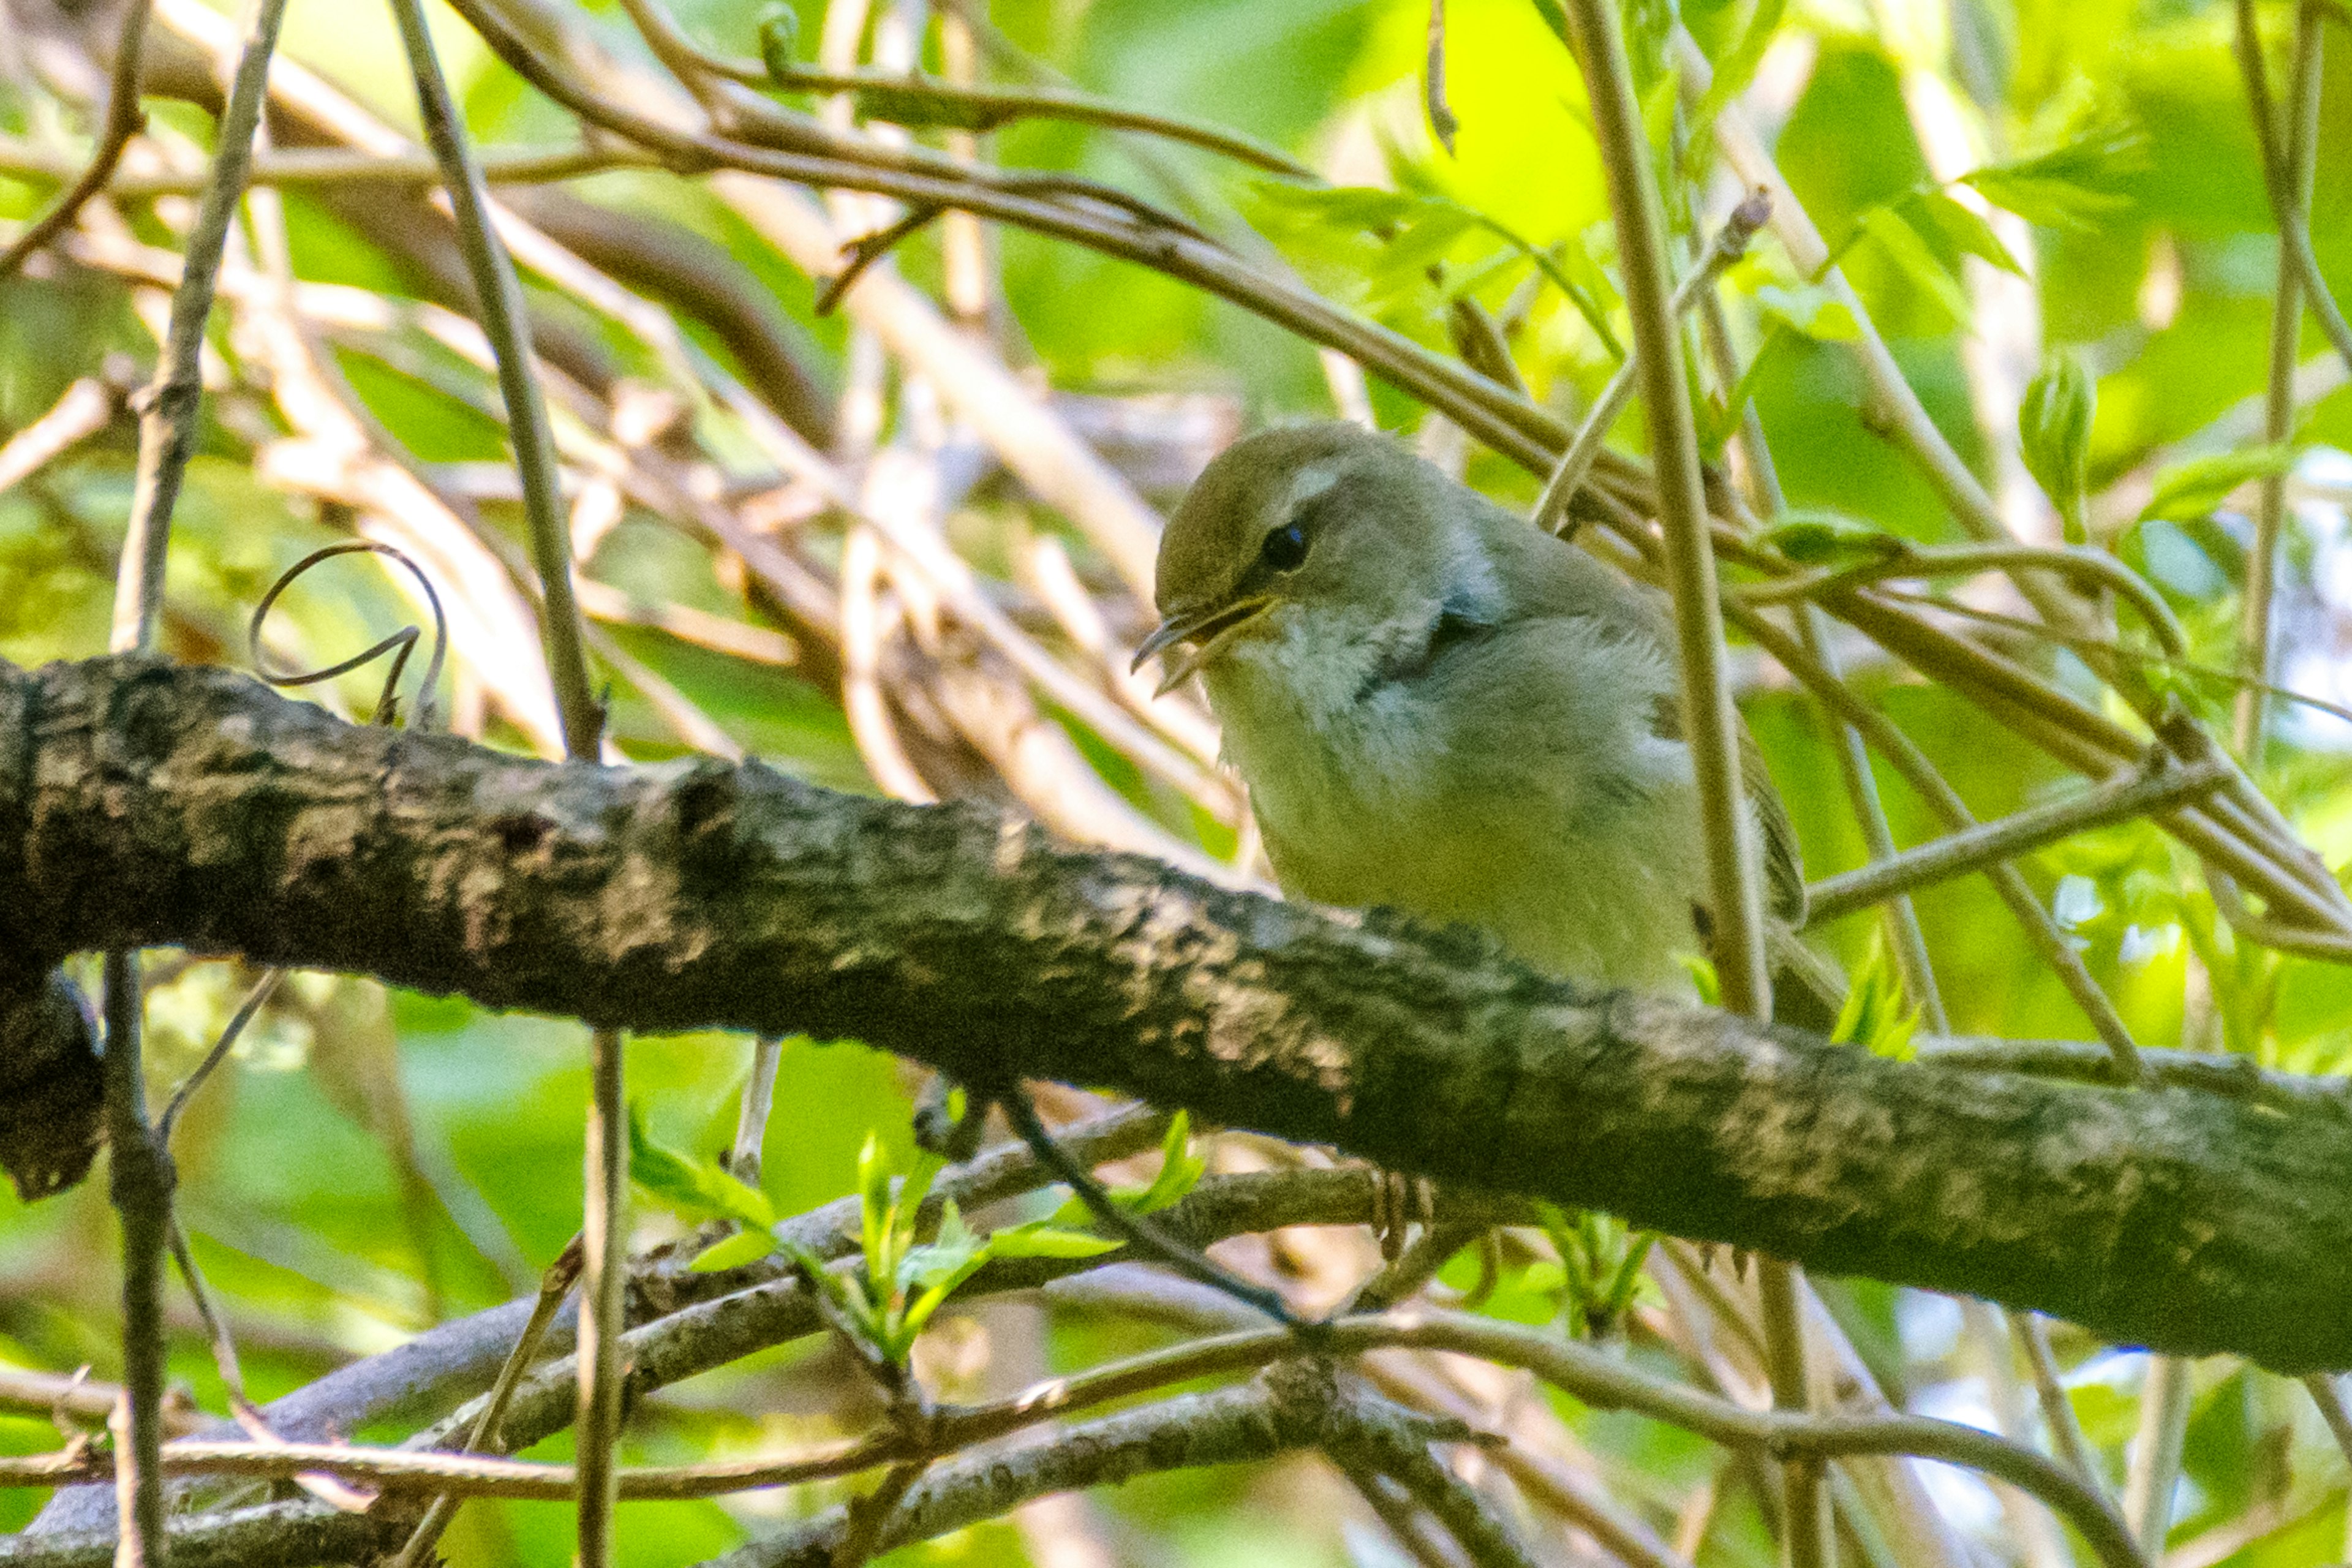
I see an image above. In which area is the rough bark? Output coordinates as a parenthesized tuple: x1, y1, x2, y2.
(6, 654, 2352, 1370)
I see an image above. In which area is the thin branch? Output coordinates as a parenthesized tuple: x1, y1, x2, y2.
(2304, 1373, 2352, 1470)
(2011, 1312, 2106, 1495)
(0, 377, 121, 495)
(92, 2, 292, 1560)
(1532, 191, 1768, 537)
(2236, 0, 2326, 756)
(386, 1236, 583, 1566)
(386, 8, 622, 1558)
(388, 0, 600, 757)
(1733, 601, 2151, 1082)
(2234, 0, 2352, 375)
(1736, 541, 2187, 658)
(2120, 1355, 2191, 1555)
(0, 137, 644, 196)
(578, 1026, 627, 1568)
(1804, 759, 2233, 928)
(154, 968, 284, 1145)
(111, 0, 292, 654)
(729, 1035, 786, 1182)
(0, 0, 154, 280)
(750, 69, 1317, 179)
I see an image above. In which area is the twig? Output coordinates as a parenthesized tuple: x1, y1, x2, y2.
(111, 0, 292, 654)
(2304, 1373, 2352, 1470)
(0, 138, 646, 195)
(1424, 0, 1458, 155)
(388, 6, 623, 1558)
(729, 1036, 786, 1182)
(1730, 608, 2153, 1077)
(1736, 541, 2187, 657)
(2234, 0, 2352, 375)
(2011, 1312, 2106, 1494)
(154, 969, 285, 1145)
(0, 377, 119, 495)
(747, 67, 1317, 178)
(1676, 32, 2006, 545)
(1804, 760, 2233, 927)
(0, 0, 154, 280)
(2236, 0, 2325, 756)
(97, 955, 171, 1568)
(579, 1027, 628, 1568)
(1354, 1424, 1539, 1568)
(93, 2, 291, 1559)
(385, 1237, 584, 1568)
(1344, 1464, 1471, 1568)
(388, 0, 600, 757)
(1532, 191, 1769, 537)
(1558, 0, 1768, 1019)
(2120, 1355, 2191, 1555)
(1565, 15, 1810, 1558)
(995, 1085, 1302, 1329)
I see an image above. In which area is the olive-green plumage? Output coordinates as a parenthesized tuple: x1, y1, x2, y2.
(1139, 421, 1836, 1023)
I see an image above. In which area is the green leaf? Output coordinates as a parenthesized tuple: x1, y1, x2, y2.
(2019, 349, 2095, 543)
(1899, 187, 2024, 277)
(1689, 0, 1789, 149)
(986, 1223, 1124, 1259)
(628, 1105, 775, 1229)
(782, 1240, 880, 1339)
(897, 1199, 987, 1294)
(897, 1201, 999, 1341)
(1855, 206, 1967, 328)
(1131, 1111, 1207, 1217)
(1753, 282, 1858, 342)
(856, 1131, 891, 1287)
(1960, 120, 2147, 232)
(1757, 508, 1909, 566)
(1831, 941, 1920, 1061)
(690, 1227, 780, 1273)
(2140, 445, 2299, 524)
(1679, 954, 1721, 1007)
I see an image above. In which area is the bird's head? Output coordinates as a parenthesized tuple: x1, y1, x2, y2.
(1134, 422, 1482, 693)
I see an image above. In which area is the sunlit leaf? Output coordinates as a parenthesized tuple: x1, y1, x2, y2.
(2141, 445, 2299, 523)
(629, 1105, 775, 1229)
(1961, 120, 2147, 231)
(1899, 187, 2024, 277)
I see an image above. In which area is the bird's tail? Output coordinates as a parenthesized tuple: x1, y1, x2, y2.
(1766, 927, 1847, 1036)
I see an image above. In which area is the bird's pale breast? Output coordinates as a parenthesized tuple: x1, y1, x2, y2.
(1204, 601, 1713, 997)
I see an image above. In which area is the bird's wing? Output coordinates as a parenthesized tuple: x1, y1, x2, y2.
(1646, 691, 1809, 928)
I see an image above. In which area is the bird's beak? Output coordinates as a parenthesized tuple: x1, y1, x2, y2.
(1131, 597, 1273, 696)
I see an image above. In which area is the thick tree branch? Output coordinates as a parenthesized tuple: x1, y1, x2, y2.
(7, 655, 2352, 1370)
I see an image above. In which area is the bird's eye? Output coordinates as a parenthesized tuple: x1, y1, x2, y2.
(1259, 522, 1309, 572)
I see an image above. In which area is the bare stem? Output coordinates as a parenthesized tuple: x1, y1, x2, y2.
(1533, 192, 1768, 537)
(1804, 760, 2233, 927)
(2120, 1355, 2191, 1554)
(2236, 2, 2325, 758)
(578, 1027, 628, 1568)
(2013, 1312, 2106, 1495)
(0, 0, 154, 280)
(1556, 0, 1768, 1017)
(95, 2, 291, 1559)
(387, 0, 601, 758)
(2234, 0, 2352, 375)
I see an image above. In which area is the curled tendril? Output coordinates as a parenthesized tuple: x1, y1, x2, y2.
(247, 541, 450, 732)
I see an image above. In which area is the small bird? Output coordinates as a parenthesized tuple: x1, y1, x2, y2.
(1134, 421, 1838, 1027)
